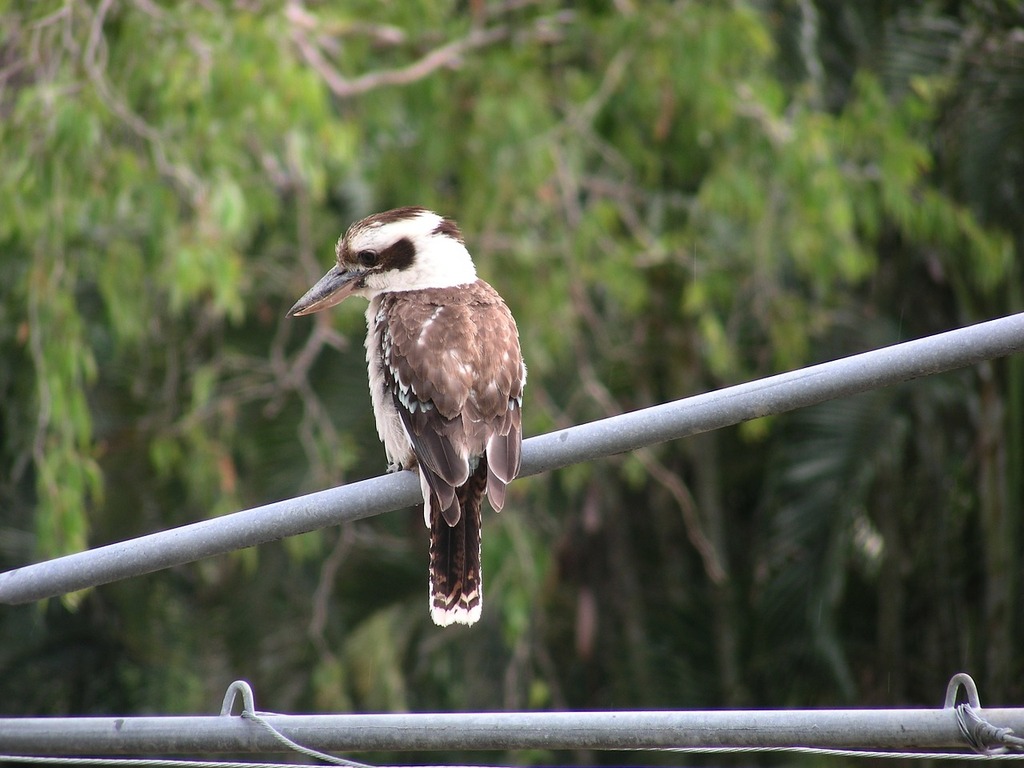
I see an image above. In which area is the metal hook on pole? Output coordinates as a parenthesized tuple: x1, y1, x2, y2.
(943, 673, 981, 710)
(220, 680, 256, 716)
(215, 679, 370, 767)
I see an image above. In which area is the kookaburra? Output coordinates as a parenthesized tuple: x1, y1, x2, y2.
(287, 207, 525, 627)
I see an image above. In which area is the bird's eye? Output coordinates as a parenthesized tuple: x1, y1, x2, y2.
(356, 250, 378, 267)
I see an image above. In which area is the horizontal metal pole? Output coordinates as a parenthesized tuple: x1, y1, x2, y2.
(1, 707, 1021, 754)
(1, 312, 1023, 604)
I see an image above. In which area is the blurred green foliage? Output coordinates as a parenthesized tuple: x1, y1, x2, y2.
(0, 1, 1022, 763)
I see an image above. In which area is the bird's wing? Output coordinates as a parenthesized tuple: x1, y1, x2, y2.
(480, 309, 524, 513)
(381, 284, 523, 523)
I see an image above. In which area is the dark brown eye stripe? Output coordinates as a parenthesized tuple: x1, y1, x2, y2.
(380, 237, 416, 271)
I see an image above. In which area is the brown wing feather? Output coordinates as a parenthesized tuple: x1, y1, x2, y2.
(484, 403, 522, 512)
(381, 282, 524, 524)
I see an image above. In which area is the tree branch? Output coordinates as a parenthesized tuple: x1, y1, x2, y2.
(286, 2, 572, 99)
(80, 0, 203, 200)
(289, 18, 509, 98)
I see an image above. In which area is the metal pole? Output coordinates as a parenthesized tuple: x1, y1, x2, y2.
(1, 708, 1022, 754)
(1, 312, 1023, 604)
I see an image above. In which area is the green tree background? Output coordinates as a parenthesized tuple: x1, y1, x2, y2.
(1, 0, 1022, 762)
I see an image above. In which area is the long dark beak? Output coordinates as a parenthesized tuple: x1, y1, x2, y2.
(287, 265, 363, 317)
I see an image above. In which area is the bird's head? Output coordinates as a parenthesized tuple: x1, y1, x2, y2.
(287, 207, 477, 317)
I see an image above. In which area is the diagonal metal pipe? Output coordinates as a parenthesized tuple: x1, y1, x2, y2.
(1, 312, 1023, 605)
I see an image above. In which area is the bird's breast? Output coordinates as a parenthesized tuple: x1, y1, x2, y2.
(365, 297, 416, 469)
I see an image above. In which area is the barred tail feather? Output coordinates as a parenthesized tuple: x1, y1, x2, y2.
(428, 459, 487, 626)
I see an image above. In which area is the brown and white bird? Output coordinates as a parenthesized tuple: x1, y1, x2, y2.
(287, 207, 525, 626)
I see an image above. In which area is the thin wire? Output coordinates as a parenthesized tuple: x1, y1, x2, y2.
(0, 758, 351, 768)
(217, 680, 370, 768)
(241, 710, 372, 768)
(657, 746, 1024, 760)
(8, 749, 1024, 767)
